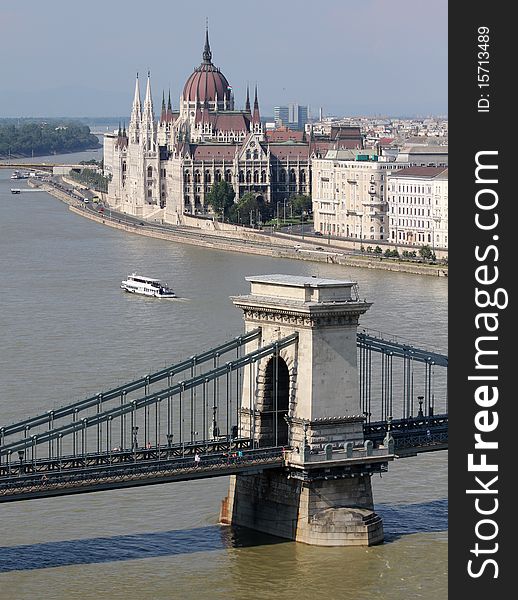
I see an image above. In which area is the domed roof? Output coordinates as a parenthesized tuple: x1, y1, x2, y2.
(182, 30, 231, 104)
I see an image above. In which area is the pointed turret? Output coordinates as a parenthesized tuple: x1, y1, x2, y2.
(142, 71, 155, 122)
(252, 84, 261, 126)
(167, 90, 173, 121)
(245, 84, 251, 114)
(141, 71, 156, 149)
(160, 91, 166, 122)
(129, 73, 142, 143)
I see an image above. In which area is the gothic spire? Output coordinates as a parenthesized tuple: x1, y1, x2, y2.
(142, 71, 155, 123)
(245, 84, 251, 113)
(131, 72, 142, 121)
(252, 84, 261, 125)
(161, 91, 166, 122)
(202, 20, 212, 63)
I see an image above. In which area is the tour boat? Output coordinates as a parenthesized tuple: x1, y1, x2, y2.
(120, 273, 176, 298)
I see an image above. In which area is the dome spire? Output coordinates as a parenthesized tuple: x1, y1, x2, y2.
(203, 18, 212, 63)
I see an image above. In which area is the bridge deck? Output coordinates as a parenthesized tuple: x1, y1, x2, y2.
(0, 446, 284, 503)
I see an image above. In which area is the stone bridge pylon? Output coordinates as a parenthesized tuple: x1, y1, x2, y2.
(220, 274, 395, 546)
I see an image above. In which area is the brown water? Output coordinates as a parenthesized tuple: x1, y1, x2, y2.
(0, 156, 447, 600)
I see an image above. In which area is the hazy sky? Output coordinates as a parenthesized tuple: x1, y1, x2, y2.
(0, 0, 447, 118)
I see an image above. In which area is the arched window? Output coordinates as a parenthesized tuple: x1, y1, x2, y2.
(253, 170, 259, 183)
(246, 150, 251, 160)
(147, 166, 153, 178)
(194, 170, 201, 183)
(300, 170, 306, 183)
(289, 169, 296, 182)
(246, 171, 251, 183)
(261, 170, 267, 183)
(184, 172, 191, 184)
(204, 171, 211, 184)
(279, 169, 286, 182)
(225, 170, 232, 182)
(215, 170, 222, 183)
(239, 170, 244, 183)
(253, 150, 258, 160)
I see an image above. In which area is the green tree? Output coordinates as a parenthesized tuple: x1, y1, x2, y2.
(419, 245, 436, 261)
(229, 192, 271, 225)
(205, 181, 235, 219)
(374, 246, 382, 254)
(289, 194, 312, 216)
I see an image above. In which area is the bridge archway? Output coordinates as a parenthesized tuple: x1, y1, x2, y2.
(257, 354, 291, 447)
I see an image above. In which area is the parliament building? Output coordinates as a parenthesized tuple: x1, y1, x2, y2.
(103, 29, 361, 223)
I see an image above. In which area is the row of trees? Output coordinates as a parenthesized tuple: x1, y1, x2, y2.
(68, 168, 111, 193)
(0, 122, 100, 158)
(204, 181, 312, 225)
(365, 245, 437, 261)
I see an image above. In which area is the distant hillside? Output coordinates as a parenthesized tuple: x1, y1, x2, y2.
(0, 120, 101, 158)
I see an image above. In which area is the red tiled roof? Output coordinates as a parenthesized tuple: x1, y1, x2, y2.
(391, 166, 448, 178)
(196, 112, 250, 132)
(269, 144, 309, 160)
(191, 144, 237, 160)
(266, 129, 304, 142)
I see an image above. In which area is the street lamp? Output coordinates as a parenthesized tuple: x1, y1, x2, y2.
(283, 197, 287, 224)
(277, 201, 280, 229)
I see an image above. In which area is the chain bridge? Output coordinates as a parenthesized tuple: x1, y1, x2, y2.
(0, 275, 447, 546)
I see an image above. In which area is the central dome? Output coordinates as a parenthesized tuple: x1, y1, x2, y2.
(183, 30, 231, 105)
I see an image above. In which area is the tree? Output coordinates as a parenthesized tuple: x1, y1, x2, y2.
(419, 245, 436, 261)
(205, 181, 235, 219)
(289, 194, 312, 216)
(228, 192, 271, 225)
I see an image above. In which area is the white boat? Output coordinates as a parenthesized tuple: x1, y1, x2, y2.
(120, 273, 176, 298)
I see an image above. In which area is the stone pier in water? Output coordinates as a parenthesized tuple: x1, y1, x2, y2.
(220, 274, 394, 546)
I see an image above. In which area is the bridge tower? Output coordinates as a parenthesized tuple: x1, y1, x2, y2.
(221, 274, 394, 546)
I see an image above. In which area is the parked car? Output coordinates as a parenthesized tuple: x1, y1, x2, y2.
(314, 231, 323, 236)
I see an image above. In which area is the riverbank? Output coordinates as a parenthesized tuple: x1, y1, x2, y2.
(32, 179, 448, 277)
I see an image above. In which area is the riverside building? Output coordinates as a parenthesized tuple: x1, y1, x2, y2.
(386, 166, 448, 250)
(311, 149, 408, 241)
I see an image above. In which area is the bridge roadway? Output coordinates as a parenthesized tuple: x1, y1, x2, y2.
(0, 442, 284, 503)
(0, 414, 448, 503)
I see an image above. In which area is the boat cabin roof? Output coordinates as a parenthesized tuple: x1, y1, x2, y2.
(127, 274, 162, 283)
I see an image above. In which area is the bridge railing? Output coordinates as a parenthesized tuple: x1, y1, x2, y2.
(357, 331, 448, 424)
(0, 328, 261, 441)
(0, 447, 286, 501)
(0, 333, 299, 468)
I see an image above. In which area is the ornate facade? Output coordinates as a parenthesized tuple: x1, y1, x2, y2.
(104, 29, 316, 222)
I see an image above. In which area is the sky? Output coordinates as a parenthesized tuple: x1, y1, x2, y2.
(0, 0, 447, 119)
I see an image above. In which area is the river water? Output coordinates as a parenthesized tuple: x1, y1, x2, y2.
(0, 151, 448, 600)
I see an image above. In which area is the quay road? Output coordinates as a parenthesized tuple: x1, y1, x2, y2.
(31, 176, 448, 275)
(37, 177, 341, 259)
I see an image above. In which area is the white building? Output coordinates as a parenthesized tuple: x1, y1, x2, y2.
(311, 149, 408, 242)
(387, 167, 448, 251)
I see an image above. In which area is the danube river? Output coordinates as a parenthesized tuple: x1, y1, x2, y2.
(0, 151, 448, 600)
